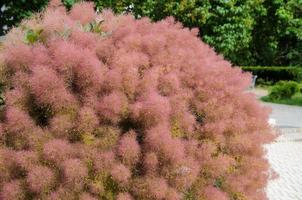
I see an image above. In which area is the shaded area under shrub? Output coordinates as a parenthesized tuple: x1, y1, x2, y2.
(268, 81, 300, 100)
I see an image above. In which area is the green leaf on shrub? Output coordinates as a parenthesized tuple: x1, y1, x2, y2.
(24, 28, 43, 44)
(82, 133, 95, 145)
(83, 19, 104, 34)
(102, 175, 119, 200)
(214, 176, 225, 189)
(183, 188, 198, 200)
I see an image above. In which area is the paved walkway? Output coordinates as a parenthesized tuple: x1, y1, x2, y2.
(265, 127, 302, 200)
(264, 102, 302, 128)
(251, 88, 302, 200)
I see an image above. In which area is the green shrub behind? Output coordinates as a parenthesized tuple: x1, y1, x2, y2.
(268, 81, 300, 100)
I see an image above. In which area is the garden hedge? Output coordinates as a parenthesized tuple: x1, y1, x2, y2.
(0, 1, 274, 200)
(241, 66, 302, 84)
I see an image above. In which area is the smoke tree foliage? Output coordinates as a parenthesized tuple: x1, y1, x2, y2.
(0, 1, 274, 200)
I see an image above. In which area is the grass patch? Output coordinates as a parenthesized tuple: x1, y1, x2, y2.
(261, 92, 302, 106)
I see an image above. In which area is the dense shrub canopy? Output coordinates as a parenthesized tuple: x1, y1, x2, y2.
(0, 1, 274, 200)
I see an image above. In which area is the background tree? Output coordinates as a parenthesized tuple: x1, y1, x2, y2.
(0, 0, 76, 35)
(0, 0, 48, 35)
(251, 0, 302, 66)
(93, 0, 265, 66)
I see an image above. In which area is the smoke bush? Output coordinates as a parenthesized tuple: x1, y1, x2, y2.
(0, 1, 274, 199)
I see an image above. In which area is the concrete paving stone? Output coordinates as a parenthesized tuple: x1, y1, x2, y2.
(265, 131, 302, 200)
(262, 102, 302, 200)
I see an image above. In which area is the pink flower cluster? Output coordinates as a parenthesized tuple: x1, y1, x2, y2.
(0, 1, 274, 199)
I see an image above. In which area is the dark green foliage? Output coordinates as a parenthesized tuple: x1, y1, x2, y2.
(0, 0, 48, 35)
(268, 81, 300, 100)
(62, 0, 78, 9)
(0, 0, 77, 35)
(242, 66, 302, 84)
(261, 92, 302, 106)
(251, 0, 302, 66)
